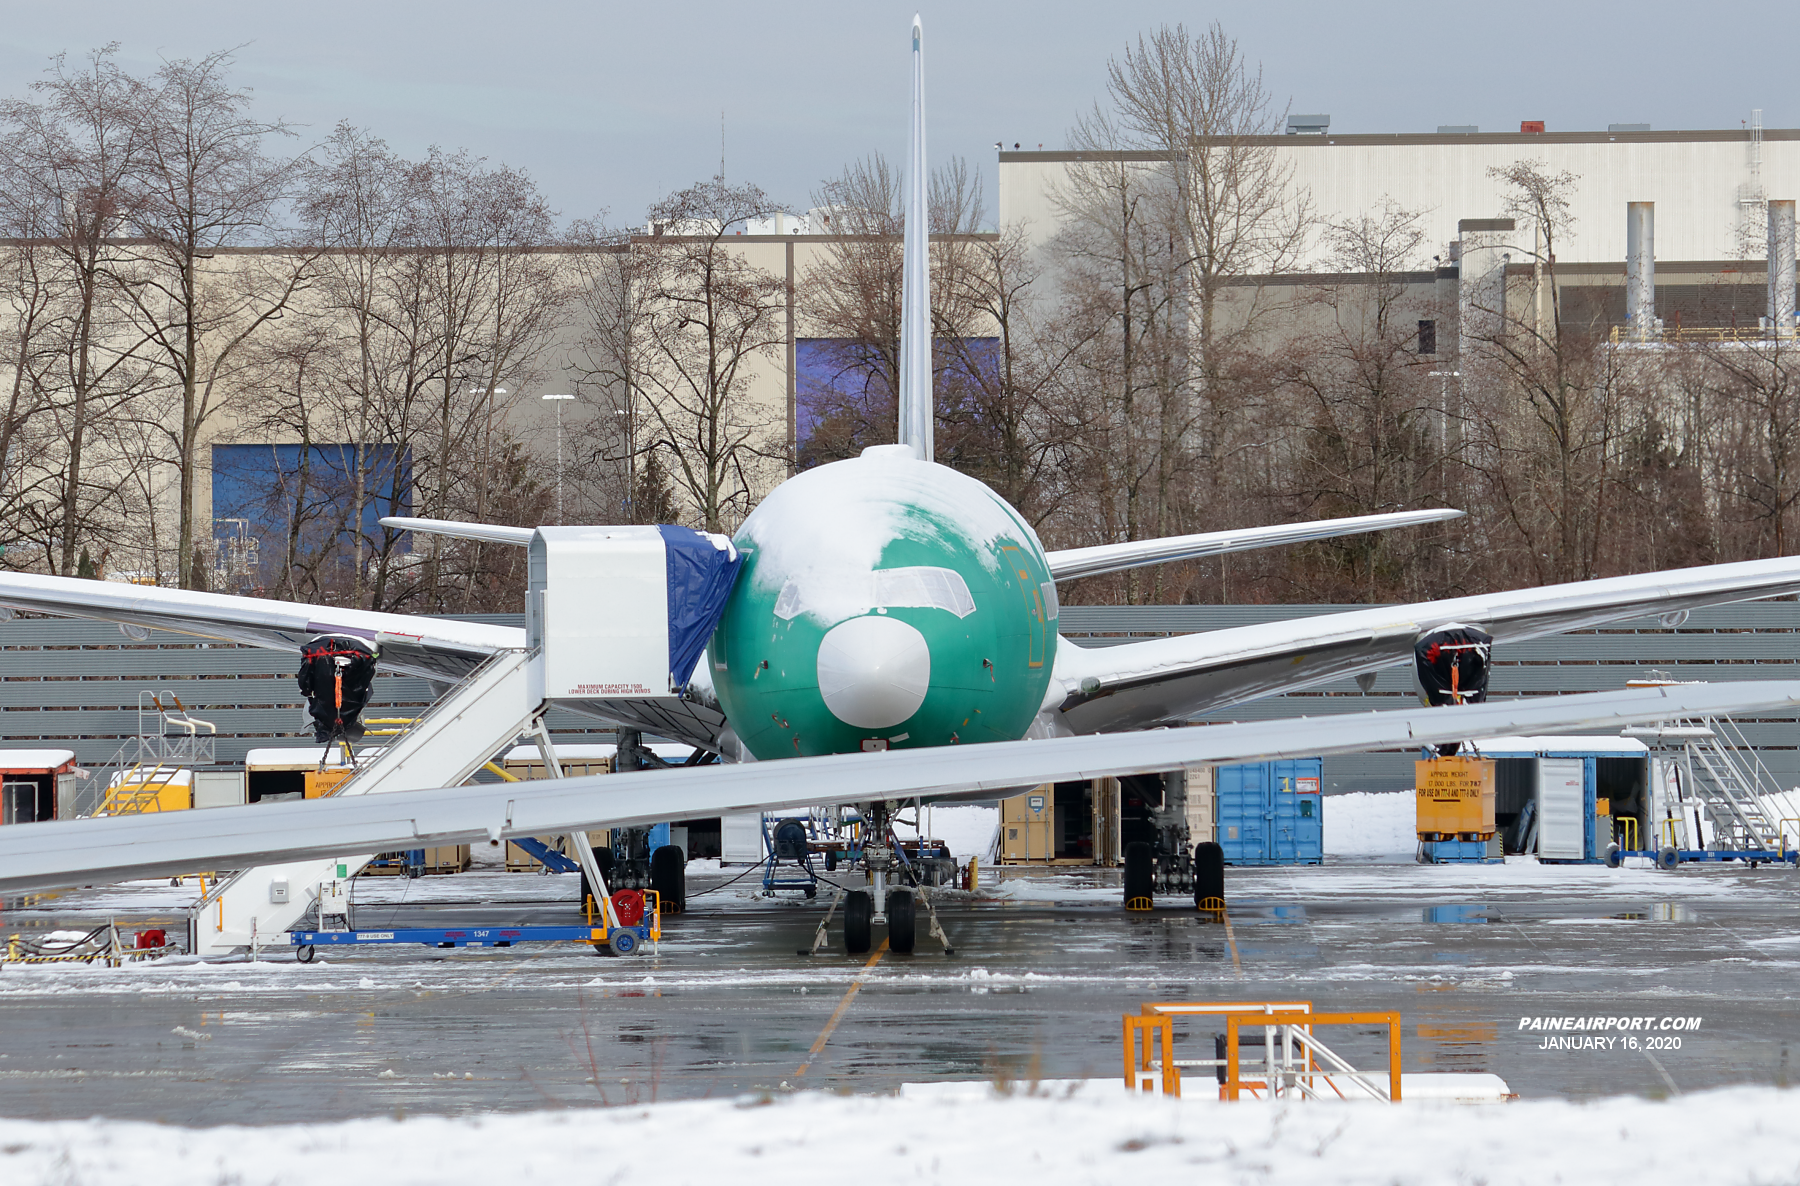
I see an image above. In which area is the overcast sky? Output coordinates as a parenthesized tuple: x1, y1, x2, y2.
(0, 2, 1785, 230)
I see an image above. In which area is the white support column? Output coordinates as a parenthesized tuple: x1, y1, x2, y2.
(1768, 200, 1795, 337)
(1626, 202, 1656, 340)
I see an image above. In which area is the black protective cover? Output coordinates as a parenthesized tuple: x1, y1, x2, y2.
(1414, 625, 1493, 707)
(297, 634, 380, 742)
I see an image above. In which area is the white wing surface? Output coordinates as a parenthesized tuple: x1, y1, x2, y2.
(0, 573, 519, 682)
(379, 517, 536, 547)
(0, 681, 1792, 892)
(1044, 509, 1465, 581)
(1053, 556, 1800, 733)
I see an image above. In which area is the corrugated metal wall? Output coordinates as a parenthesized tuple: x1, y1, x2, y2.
(6, 604, 1796, 793)
(0, 614, 609, 767)
(1059, 603, 1800, 793)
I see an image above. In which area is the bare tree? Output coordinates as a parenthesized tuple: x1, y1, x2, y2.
(0, 46, 153, 575)
(628, 177, 786, 532)
(109, 49, 311, 589)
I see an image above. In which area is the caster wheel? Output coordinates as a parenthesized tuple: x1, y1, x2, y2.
(296, 945, 316, 963)
(609, 929, 640, 956)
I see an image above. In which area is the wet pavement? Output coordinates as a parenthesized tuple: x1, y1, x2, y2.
(1, 858, 1796, 1122)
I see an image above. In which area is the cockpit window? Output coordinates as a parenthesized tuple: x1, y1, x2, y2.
(873, 567, 977, 618)
(773, 566, 977, 621)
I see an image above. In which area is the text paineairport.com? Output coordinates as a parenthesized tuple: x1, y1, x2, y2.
(1517, 1016, 1702, 1032)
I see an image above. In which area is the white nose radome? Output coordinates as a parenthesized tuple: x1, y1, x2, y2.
(816, 614, 931, 729)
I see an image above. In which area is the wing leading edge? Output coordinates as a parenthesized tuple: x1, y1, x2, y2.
(1044, 508, 1465, 582)
(0, 680, 1792, 893)
(0, 572, 520, 682)
(1053, 555, 1800, 733)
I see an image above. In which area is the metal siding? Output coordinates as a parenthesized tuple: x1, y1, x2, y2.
(1059, 603, 1800, 792)
(0, 613, 609, 766)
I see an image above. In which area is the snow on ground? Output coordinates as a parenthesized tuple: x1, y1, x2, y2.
(1325, 790, 1417, 857)
(1, 1085, 1795, 1185)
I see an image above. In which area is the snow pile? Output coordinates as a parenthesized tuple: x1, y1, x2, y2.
(2, 1086, 1796, 1185)
(1325, 791, 1417, 857)
(889, 804, 997, 863)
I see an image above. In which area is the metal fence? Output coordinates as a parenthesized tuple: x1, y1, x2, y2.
(5, 604, 1797, 793)
(1059, 603, 1800, 793)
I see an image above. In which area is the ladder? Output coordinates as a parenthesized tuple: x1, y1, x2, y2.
(189, 649, 535, 956)
(84, 691, 218, 818)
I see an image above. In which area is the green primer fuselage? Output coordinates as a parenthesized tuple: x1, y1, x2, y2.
(709, 452, 1057, 760)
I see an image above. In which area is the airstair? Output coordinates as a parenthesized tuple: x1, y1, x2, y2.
(188, 649, 535, 956)
(83, 692, 217, 818)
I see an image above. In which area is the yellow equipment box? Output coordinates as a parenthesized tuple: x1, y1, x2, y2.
(304, 770, 352, 799)
(1415, 757, 1496, 835)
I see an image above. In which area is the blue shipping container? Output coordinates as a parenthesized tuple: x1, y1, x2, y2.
(1216, 758, 1324, 865)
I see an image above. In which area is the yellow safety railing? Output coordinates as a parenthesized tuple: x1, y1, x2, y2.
(1616, 816, 1640, 853)
(1610, 325, 1799, 345)
(1124, 1001, 1311, 1098)
(1781, 817, 1800, 859)
(1660, 817, 1686, 849)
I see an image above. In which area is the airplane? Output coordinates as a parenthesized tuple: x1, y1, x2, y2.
(6, 17, 1800, 957)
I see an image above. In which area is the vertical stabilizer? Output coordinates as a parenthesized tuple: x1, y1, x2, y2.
(897, 15, 934, 462)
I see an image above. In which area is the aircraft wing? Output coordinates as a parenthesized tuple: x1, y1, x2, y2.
(0, 680, 1790, 893)
(1053, 555, 1800, 733)
(0, 573, 521, 682)
(380, 517, 535, 547)
(1044, 509, 1464, 581)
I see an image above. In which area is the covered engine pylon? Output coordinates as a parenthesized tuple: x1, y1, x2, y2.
(1414, 624, 1493, 756)
(297, 634, 380, 743)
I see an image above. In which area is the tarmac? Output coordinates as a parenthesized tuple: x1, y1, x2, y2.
(1, 856, 1796, 1123)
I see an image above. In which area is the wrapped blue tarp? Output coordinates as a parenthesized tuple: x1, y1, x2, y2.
(658, 525, 742, 686)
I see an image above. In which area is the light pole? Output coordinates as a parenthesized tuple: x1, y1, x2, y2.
(542, 394, 575, 524)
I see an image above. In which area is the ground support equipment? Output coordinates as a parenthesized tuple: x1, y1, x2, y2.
(762, 815, 822, 898)
(290, 914, 660, 962)
(1123, 999, 1402, 1102)
(1610, 844, 1798, 870)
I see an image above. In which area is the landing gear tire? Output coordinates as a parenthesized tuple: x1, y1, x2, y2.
(1194, 841, 1225, 909)
(886, 888, 916, 953)
(1123, 841, 1155, 910)
(649, 844, 686, 914)
(844, 890, 873, 955)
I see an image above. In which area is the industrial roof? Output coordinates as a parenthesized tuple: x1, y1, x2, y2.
(0, 749, 78, 773)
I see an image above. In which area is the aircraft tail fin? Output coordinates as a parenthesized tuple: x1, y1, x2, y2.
(896, 14, 933, 463)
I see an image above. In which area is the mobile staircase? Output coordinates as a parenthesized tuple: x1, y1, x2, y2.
(83, 692, 218, 817)
(1621, 680, 1797, 866)
(187, 649, 538, 956)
